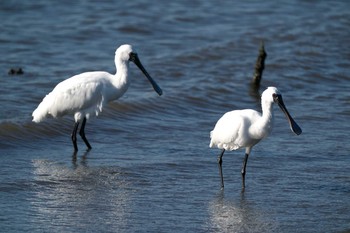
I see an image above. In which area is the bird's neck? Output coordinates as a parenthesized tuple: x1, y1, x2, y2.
(114, 59, 130, 89)
(254, 100, 274, 138)
(261, 100, 274, 121)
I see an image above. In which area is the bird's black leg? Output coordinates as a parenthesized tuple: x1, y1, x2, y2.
(241, 153, 250, 190)
(71, 121, 80, 152)
(79, 117, 92, 150)
(217, 149, 225, 189)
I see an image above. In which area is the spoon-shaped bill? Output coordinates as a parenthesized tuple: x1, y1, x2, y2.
(274, 94, 302, 135)
(129, 53, 163, 96)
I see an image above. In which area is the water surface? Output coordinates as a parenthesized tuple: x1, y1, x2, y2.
(1, 1, 349, 232)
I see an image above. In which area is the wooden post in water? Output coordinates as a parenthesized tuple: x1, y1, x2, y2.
(251, 41, 267, 89)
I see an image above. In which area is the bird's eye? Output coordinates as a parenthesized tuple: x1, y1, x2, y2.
(272, 93, 278, 100)
(129, 52, 138, 62)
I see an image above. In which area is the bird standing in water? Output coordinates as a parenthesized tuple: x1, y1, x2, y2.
(209, 87, 301, 189)
(32, 44, 162, 151)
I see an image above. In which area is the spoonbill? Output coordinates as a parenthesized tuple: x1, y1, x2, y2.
(209, 87, 302, 189)
(32, 44, 162, 151)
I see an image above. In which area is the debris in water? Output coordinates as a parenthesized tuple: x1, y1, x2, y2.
(8, 68, 24, 75)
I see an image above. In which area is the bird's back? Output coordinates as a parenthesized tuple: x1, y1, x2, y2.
(32, 71, 114, 123)
(209, 109, 262, 151)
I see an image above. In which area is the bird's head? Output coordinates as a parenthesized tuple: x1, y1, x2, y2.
(261, 86, 281, 104)
(262, 87, 302, 135)
(115, 44, 134, 61)
(115, 44, 163, 96)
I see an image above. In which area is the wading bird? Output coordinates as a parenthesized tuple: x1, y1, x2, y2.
(209, 87, 301, 189)
(32, 44, 162, 151)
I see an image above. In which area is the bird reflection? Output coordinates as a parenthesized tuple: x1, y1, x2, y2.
(30, 158, 132, 231)
(72, 149, 90, 168)
(208, 190, 277, 232)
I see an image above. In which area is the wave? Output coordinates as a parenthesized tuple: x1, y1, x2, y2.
(0, 95, 178, 149)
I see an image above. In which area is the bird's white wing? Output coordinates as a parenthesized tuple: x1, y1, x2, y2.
(32, 72, 109, 122)
(209, 109, 261, 151)
(210, 110, 243, 150)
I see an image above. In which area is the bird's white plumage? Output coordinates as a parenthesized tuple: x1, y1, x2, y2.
(32, 45, 133, 123)
(209, 109, 265, 150)
(32, 44, 163, 153)
(32, 44, 162, 151)
(209, 87, 278, 151)
(210, 87, 302, 188)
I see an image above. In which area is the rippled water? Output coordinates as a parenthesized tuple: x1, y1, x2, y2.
(1, 1, 350, 232)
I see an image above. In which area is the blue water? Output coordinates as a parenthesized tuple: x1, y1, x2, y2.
(1, 1, 350, 232)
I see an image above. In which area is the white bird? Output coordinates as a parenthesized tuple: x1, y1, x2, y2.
(209, 87, 302, 189)
(32, 44, 162, 151)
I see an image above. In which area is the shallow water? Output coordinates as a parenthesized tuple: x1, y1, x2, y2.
(1, 1, 350, 232)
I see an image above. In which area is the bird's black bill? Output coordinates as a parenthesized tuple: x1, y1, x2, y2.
(274, 94, 302, 135)
(129, 53, 163, 96)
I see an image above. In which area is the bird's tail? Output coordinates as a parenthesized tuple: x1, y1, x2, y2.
(32, 95, 51, 123)
(32, 106, 48, 123)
